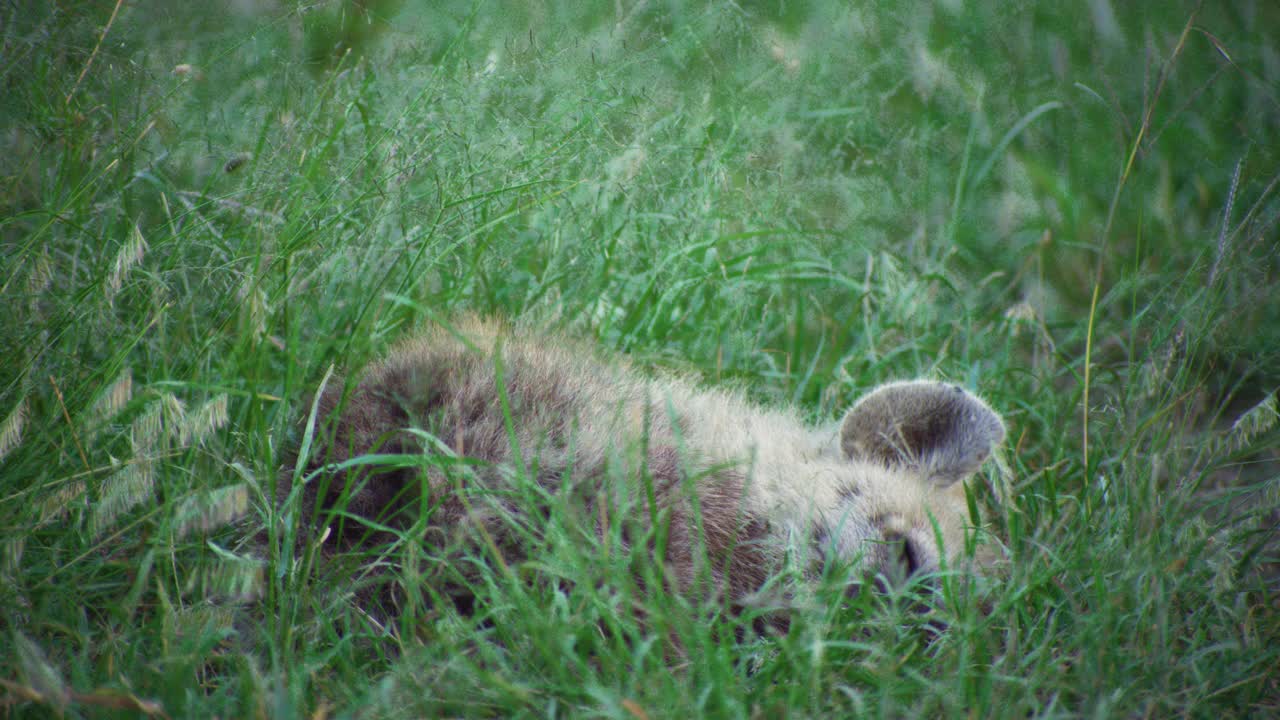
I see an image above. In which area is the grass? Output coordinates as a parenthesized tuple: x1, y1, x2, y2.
(2, 0, 1278, 716)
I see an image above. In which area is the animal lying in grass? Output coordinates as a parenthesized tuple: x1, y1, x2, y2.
(282, 318, 1006, 622)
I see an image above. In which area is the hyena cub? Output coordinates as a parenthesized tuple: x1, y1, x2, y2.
(283, 318, 1005, 617)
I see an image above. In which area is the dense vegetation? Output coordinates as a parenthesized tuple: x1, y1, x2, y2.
(2, 1, 1277, 716)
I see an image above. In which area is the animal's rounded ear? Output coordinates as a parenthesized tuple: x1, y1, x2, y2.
(840, 380, 1005, 485)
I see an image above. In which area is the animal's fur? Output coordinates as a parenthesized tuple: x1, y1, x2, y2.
(282, 318, 1005, 616)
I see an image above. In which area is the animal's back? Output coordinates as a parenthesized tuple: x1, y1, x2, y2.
(286, 318, 772, 607)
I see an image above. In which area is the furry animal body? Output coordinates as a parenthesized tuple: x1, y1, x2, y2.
(285, 318, 1006, 615)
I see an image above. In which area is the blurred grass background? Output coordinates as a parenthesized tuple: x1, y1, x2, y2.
(1, 0, 1278, 717)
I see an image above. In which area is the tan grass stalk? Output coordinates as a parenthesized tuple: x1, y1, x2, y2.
(64, 0, 125, 106)
(49, 376, 90, 471)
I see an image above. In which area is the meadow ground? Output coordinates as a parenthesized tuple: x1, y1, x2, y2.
(1, 1, 1278, 717)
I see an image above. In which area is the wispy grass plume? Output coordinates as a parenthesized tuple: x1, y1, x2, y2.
(90, 462, 153, 538)
(104, 223, 148, 304)
(0, 397, 26, 462)
(178, 394, 228, 448)
(1226, 392, 1278, 451)
(172, 484, 250, 540)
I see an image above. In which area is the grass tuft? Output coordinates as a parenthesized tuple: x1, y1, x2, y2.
(1, 0, 1277, 717)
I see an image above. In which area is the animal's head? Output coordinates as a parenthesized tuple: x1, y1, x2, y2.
(823, 380, 1006, 590)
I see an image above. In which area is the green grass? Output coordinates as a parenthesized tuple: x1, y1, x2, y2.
(2, 0, 1279, 716)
